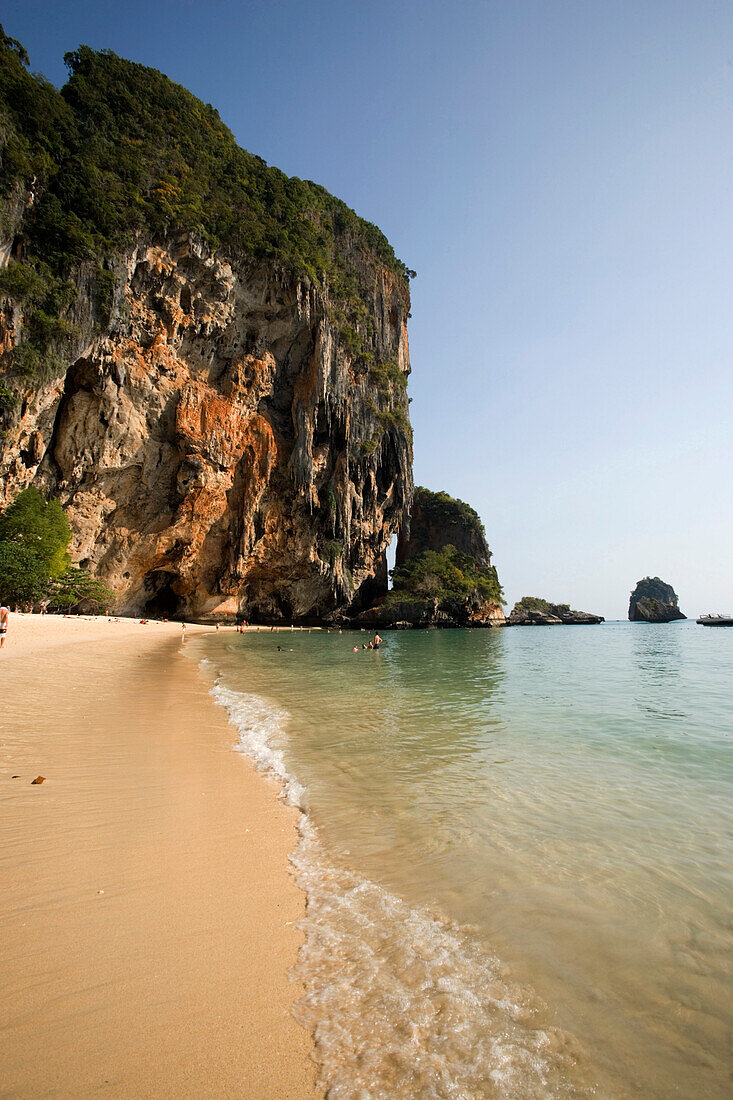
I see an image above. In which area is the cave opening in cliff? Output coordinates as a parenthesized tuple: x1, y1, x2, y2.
(142, 570, 181, 619)
(386, 534, 397, 589)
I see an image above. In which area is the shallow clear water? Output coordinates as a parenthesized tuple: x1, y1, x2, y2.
(194, 622, 733, 1098)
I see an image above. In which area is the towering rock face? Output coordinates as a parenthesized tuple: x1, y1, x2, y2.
(629, 577, 685, 623)
(0, 236, 412, 621)
(396, 487, 491, 569)
(0, 39, 413, 621)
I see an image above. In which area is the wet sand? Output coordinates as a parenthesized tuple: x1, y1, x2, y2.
(0, 614, 320, 1098)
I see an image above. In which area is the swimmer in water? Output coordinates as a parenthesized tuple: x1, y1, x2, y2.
(374, 633, 382, 650)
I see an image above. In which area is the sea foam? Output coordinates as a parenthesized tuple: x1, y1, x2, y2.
(212, 680, 306, 808)
(209, 673, 595, 1099)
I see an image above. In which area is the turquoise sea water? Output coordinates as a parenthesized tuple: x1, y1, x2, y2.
(194, 622, 733, 1098)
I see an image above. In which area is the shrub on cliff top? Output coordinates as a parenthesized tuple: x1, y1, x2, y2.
(412, 487, 487, 540)
(513, 596, 550, 614)
(630, 577, 680, 605)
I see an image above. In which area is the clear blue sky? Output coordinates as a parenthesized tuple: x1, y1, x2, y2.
(4, 0, 732, 618)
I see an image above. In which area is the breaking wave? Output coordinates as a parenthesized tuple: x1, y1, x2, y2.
(211, 677, 596, 1099)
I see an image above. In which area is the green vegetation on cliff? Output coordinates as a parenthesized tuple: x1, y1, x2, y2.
(0, 487, 70, 603)
(412, 487, 487, 539)
(628, 577, 684, 622)
(509, 596, 604, 624)
(399, 487, 490, 564)
(389, 544, 502, 608)
(511, 596, 571, 616)
(378, 487, 502, 622)
(0, 27, 412, 381)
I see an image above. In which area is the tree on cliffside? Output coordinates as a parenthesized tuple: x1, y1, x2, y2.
(0, 487, 70, 575)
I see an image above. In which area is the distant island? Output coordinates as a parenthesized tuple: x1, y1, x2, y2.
(628, 578, 685, 623)
(508, 597, 604, 626)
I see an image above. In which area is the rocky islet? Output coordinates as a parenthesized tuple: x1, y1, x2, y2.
(508, 597, 604, 625)
(628, 577, 686, 623)
(354, 488, 505, 628)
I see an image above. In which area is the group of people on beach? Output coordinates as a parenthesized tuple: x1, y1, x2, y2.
(0, 606, 384, 654)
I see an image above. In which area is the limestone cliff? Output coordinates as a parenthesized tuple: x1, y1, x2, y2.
(0, 39, 413, 621)
(396, 487, 491, 570)
(629, 578, 685, 623)
(355, 488, 504, 627)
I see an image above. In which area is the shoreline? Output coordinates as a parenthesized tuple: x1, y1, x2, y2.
(0, 614, 321, 1098)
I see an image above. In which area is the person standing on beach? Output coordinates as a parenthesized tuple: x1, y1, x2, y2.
(0, 602, 8, 648)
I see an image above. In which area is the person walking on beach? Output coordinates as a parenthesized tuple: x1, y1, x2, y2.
(0, 602, 8, 648)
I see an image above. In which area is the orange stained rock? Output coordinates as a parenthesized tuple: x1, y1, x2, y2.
(177, 383, 277, 473)
(144, 246, 175, 276)
(175, 485, 228, 530)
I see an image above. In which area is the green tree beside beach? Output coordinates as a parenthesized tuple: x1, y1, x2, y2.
(48, 566, 112, 614)
(0, 487, 112, 611)
(0, 487, 71, 575)
(0, 487, 70, 604)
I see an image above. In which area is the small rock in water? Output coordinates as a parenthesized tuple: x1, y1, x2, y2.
(31, 775, 46, 784)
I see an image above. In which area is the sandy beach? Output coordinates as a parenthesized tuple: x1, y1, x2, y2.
(0, 614, 320, 1098)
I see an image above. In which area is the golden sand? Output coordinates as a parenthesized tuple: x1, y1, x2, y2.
(0, 614, 320, 1098)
